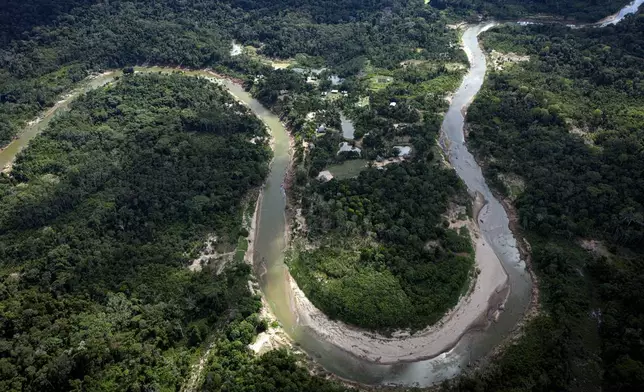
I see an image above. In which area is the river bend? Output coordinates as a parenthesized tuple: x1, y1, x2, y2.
(0, 2, 640, 386)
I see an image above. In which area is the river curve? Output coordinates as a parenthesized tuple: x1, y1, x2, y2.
(254, 23, 529, 387)
(253, 2, 643, 386)
(1, 2, 641, 386)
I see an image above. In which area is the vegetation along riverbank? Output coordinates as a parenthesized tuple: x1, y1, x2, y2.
(1, 0, 643, 391)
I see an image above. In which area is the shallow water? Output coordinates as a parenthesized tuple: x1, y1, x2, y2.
(393, 146, 412, 157)
(337, 141, 361, 155)
(600, 0, 644, 26)
(340, 114, 355, 139)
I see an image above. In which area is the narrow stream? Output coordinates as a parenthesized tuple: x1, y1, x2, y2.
(0, 2, 640, 386)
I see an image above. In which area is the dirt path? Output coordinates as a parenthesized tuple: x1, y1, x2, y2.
(180, 343, 215, 392)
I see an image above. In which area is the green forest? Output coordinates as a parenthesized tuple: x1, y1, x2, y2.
(1, 0, 644, 391)
(0, 0, 629, 147)
(0, 73, 273, 390)
(436, 0, 631, 21)
(288, 161, 474, 330)
(0, 0, 464, 148)
(246, 40, 477, 331)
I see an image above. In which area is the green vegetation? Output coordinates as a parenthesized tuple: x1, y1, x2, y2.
(0, 0, 465, 149)
(443, 12, 644, 392)
(248, 11, 476, 331)
(234, 236, 250, 263)
(368, 73, 395, 92)
(290, 247, 415, 328)
(289, 156, 474, 330)
(0, 0, 479, 387)
(200, 348, 347, 392)
(0, 73, 275, 391)
(470, 17, 644, 246)
(326, 160, 369, 179)
(3, 0, 644, 390)
(235, 0, 474, 330)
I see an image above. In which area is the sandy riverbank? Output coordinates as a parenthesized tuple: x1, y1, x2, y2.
(249, 296, 293, 354)
(286, 193, 509, 364)
(245, 191, 262, 266)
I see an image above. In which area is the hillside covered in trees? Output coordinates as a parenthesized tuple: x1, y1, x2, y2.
(436, 0, 631, 21)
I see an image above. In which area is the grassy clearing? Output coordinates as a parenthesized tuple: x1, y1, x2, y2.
(233, 236, 249, 263)
(326, 159, 368, 179)
(444, 62, 467, 71)
(356, 96, 370, 107)
(368, 74, 394, 91)
(419, 74, 463, 95)
(242, 45, 295, 69)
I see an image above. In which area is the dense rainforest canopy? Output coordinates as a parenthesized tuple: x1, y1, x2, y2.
(1, 0, 643, 391)
(470, 16, 644, 247)
(2, 0, 623, 147)
(435, 0, 630, 21)
(0, 73, 274, 390)
(0, 0, 464, 147)
(288, 160, 473, 330)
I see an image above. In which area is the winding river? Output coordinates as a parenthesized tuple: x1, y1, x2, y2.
(0, 1, 641, 387)
(253, 2, 643, 387)
(254, 22, 528, 387)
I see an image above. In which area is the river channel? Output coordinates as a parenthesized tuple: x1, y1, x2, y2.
(255, 22, 528, 387)
(0, 2, 640, 386)
(253, 2, 643, 386)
